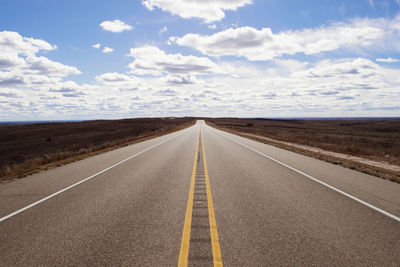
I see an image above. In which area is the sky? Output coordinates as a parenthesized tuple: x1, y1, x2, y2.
(1, 0, 400, 120)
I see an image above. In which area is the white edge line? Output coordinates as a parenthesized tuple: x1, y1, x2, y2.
(0, 129, 189, 223)
(210, 126, 400, 223)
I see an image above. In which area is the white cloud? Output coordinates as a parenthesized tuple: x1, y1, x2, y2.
(102, 47, 114, 53)
(0, 31, 56, 57)
(24, 56, 81, 77)
(156, 88, 177, 96)
(0, 31, 81, 88)
(128, 45, 222, 75)
(95, 72, 148, 92)
(171, 26, 299, 60)
(167, 36, 177, 45)
(142, 0, 253, 23)
(99, 20, 133, 33)
(3, 55, 400, 119)
(48, 80, 83, 93)
(0, 54, 25, 69)
(95, 72, 134, 83)
(171, 15, 400, 60)
(0, 58, 80, 87)
(159, 26, 167, 35)
(0, 89, 22, 98)
(289, 58, 389, 94)
(275, 59, 309, 71)
(2, 28, 400, 119)
(376, 57, 400, 63)
(0, 71, 25, 86)
(0, 31, 94, 121)
(163, 74, 200, 85)
(92, 43, 101, 49)
(208, 24, 217, 29)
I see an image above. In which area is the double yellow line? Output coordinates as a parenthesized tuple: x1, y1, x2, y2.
(178, 129, 223, 267)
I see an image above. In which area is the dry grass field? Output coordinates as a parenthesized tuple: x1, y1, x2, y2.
(0, 118, 194, 181)
(2, 117, 399, 183)
(207, 118, 400, 182)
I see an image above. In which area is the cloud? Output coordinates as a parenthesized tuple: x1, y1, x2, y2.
(0, 31, 81, 84)
(95, 72, 147, 92)
(92, 43, 101, 49)
(0, 31, 56, 57)
(156, 88, 177, 96)
(0, 72, 23, 86)
(159, 26, 167, 35)
(261, 92, 277, 99)
(99, 20, 133, 33)
(128, 45, 222, 75)
(102, 47, 114, 53)
(2, 30, 400, 119)
(376, 57, 400, 63)
(208, 24, 217, 29)
(163, 74, 199, 85)
(273, 59, 309, 73)
(319, 91, 339, 95)
(338, 96, 355, 100)
(48, 80, 79, 91)
(0, 54, 25, 69)
(170, 15, 400, 60)
(276, 58, 389, 99)
(0, 89, 22, 98)
(300, 58, 379, 79)
(0, 31, 92, 119)
(189, 56, 400, 116)
(142, 0, 253, 23)
(95, 72, 134, 83)
(23, 56, 81, 77)
(62, 91, 85, 98)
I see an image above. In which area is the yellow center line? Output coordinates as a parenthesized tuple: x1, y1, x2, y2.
(178, 132, 199, 267)
(201, 128, 223, 267)
(178, 127, 223, 266)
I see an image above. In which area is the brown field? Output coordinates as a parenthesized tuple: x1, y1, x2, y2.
(206, 118, 400, 183)
(2, 117, 399, 183)
(0, 118, 195, 181)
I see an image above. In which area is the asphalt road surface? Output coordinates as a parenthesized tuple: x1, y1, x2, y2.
(1, 121, 399, 266)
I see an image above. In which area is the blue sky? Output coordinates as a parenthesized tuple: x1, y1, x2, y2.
(1, 0, 400, 120)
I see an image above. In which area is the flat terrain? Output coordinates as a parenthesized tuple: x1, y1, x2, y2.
(0, 121, 399, 266)
(0, 117, 194, 181)
(207, 118, 400, 182)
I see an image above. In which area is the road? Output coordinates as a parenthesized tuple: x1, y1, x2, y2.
(1, 121, 399, 266)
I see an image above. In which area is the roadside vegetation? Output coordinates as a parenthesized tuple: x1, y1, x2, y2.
(206, 118, 400, 183)
(0, 118, 195, 182)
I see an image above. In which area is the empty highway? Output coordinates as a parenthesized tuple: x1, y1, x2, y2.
(0, 121, 399, 266)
